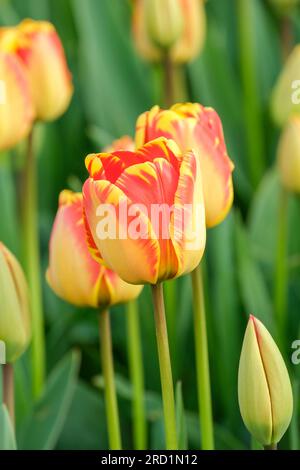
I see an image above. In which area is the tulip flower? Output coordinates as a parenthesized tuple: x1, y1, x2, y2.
(238, 315, 293, 448)
(136, 103, 234, 228)
(104, 135, 135, 153)
(12, 19, 73, 121)
(83, 137, 206, 285)
(132, 0, 206, 64)
(0, 29, 34, 151)
(0, 243, 31, 363)
(47, 190, 143, 308)
(271, 45, 300, 127)
(277, 116, 300, 193)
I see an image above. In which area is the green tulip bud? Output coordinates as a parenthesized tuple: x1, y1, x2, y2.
(146, 0, 183, 50)
(238, 315, 293, 447)
(0, 243, 31, 363)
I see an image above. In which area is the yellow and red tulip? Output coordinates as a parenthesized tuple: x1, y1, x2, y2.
(83, 137, 206, 285)
(13, 19, 73, 122)
(47, 190, 143, 308)
(0, 242, 31, 363)
(0, 28, 34, 151)
(132, 0, 206, 64)
(277, 116, 300, 193)
(238, 315, 293, 447)
(136, 103, 234, 228)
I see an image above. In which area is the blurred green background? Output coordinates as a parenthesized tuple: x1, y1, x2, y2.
(0, 0, 300, 450)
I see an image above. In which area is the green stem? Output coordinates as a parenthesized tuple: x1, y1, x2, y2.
(236, 0, 265, 188)
(164, 279, 177, 377)
(99, 309, 122, 450)
(21, 128, 45, 398)
(191, 265, 214, 450)
(274, 187, 289, 348)
(151, 283, 177, 450)
(2, 363, 14, 428)
(126, 300, 147, 450)
(163, 52, 175, 107)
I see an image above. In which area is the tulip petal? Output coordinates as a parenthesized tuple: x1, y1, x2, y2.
(47, 191, 104, 307)
(171, 150, 206, 277)
(83, 178, 161, 284)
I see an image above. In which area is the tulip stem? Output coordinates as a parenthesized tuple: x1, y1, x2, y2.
(2, 363, 14, 427)
(151, 283, 178, 450)
(191, 264, 214, 450)
(274, 186, 289, 349)
(126, 300, 147, 449)
(163, 52, 175, 107)
(99, 309, 122, 450)
(236, 0, 265, 188)
(21, 128, 46, 399)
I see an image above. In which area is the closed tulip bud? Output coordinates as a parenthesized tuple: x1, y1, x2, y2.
(132, 0, 206, 64)
(0, 29, 34, 151)
(271, 45, 300, 127)
(146, 0, 183, 50)
(238, 315, 293, 447)
(277, 116, 300, 193)
(136, 103, 234, 228)
(0, 243, 31, 363)
(15, 19, 73, 121)
(103, 135, 135, 153)
(83, 137, 206, 285)
(47, 190, 143, 308)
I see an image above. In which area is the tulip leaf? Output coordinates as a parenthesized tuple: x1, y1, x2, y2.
(57, 381, 108, 450)
(0, 404, 16, 450)
(235, 212, 274, 331)
(17, 350, 80, 450)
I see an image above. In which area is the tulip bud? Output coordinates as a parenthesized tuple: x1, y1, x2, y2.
(277, 116, 300, 193)
(0, 243, 31, 363)
(132, 0, 206, 64)
(146, 0, 183, 50)
(0, 29, 34, 151)
(15, 19, 73, 121)
(271, 45, 300, 127)
(238, 315, 293, 447)
(47, 190, 143, 308)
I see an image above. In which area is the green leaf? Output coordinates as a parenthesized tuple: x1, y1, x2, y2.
(17, 350, 80, 450)
(175, 382, 188, 450)
(235, 212, 274, 332)
(0, 405, 16, 450)
(57, 381, 108, 450)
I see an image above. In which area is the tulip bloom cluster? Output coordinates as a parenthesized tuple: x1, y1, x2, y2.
(0, 19, 73, 151)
